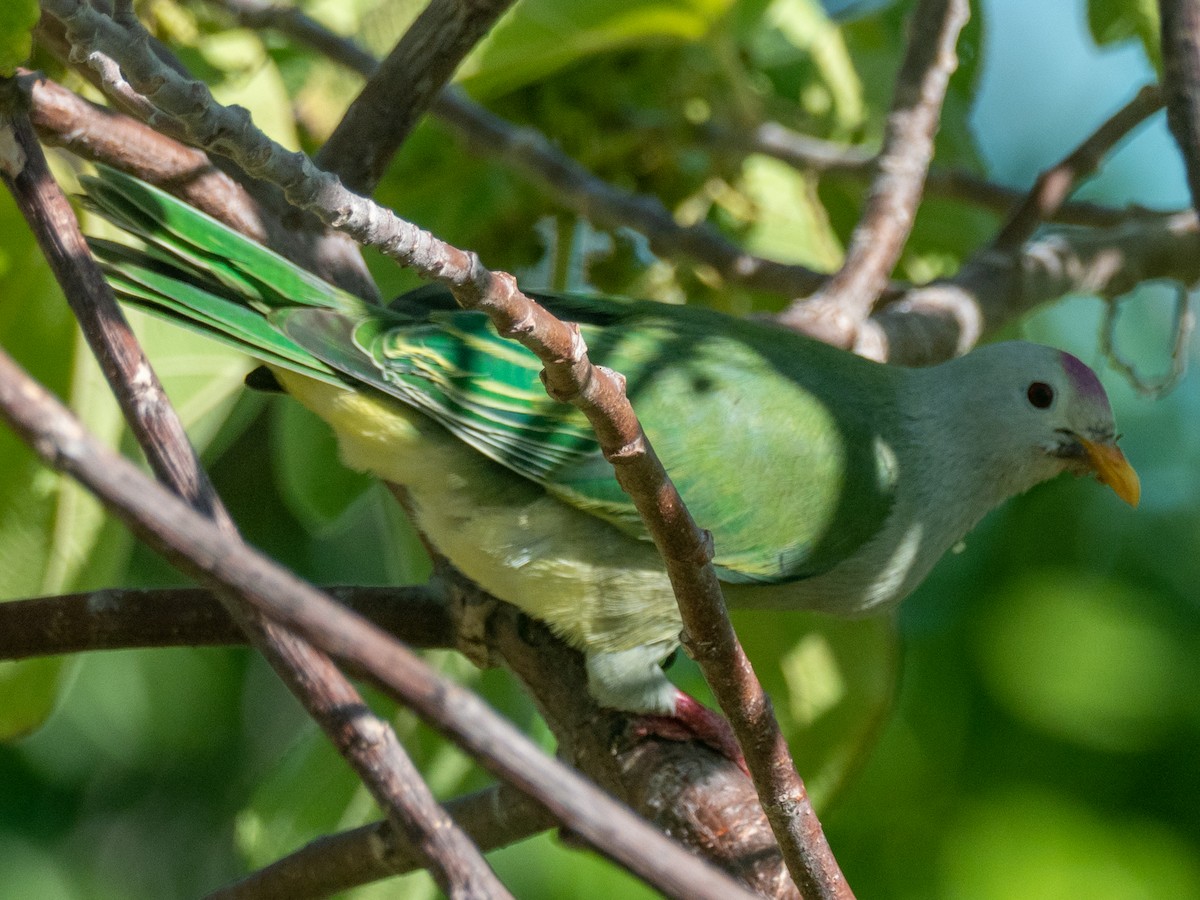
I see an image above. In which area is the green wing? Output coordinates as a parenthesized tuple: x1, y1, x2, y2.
(87, 169, 898, 584)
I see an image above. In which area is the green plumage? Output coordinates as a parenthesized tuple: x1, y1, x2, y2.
(86, 167, 1134, 718)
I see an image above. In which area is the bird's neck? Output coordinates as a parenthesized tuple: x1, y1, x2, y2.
(898, 367, 1031, 553)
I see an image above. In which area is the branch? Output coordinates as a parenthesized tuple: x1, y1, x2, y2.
(1, 583, 805, 896)
(0, 344, 756, 900)
(1099, 281, 1194, 397)
(484, 594, 803, 899)
(1161, 0, 1200, 212)
(0, 89, 505, 898)
(778, 0, 970, 344)
(202, 0, 827, 297)
(705, 120, 1157, 228)
(316, 0, 519, 193)
(41, 6, 852, 891)
(19, 69, 355, 287)
(211, 785, 555, 899)
(0, 585, 454, 659)
(991, 85, 1164, 251)
(858, 211, 1200, 365)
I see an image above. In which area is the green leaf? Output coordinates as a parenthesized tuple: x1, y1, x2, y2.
(271, 399, 374, 529)
(739, 154, 845, 272)
(0, 0, 39, 76)
(0, 187, 253, 740)
(0, 659, 71, 741)
(1087, 0, 1161, 73)
(732, 609, 899, 808)
(457, 0, 737, 97)
(973, 569, 1191, 753)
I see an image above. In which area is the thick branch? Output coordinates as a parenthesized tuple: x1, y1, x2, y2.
(316, 0, 518, 193)
(0, 345, 756, 900)
(1160, 0, 1200, 212)
(0, 586, 454, 658)
(212, 785, 555, 899)
(779, 0, 970, 344)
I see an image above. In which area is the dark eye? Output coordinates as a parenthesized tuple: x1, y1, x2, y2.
(1027, 381, 1055, 409)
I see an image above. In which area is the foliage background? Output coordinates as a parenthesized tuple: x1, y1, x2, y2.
(2, 0, 1199, 896)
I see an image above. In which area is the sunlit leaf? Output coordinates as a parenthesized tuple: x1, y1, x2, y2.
(457, 0, 736, 97)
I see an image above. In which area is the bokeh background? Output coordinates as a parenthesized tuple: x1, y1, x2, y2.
(3, 0, 1199, 896)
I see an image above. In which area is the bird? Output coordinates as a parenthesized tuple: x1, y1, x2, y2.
(84, 167, 1139, 755)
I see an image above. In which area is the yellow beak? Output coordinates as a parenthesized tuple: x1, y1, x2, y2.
(1079, 437, 1140, 508)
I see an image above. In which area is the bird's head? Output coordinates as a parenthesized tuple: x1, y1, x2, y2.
(937, 341, 1140, 508)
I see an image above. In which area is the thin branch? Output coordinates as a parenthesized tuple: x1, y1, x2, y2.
(858, 211, 1200, 365)
(991, 85, 1164, 251)
(316, 0, 519, 193)
(210, 785, 556, 899)
(705, 120, 1157, 229)
(19, 69, 343, 283)
(0, 92, 504, 898)
(0, 345, 757, 900)
(202, 0, 827, 297)
(0, 586, 454, 659)
(1099, 282, 1194, 397)
(32, 18, 380, 301)
(1160, 0, 1200, 213)
(778, 0, 970, 345)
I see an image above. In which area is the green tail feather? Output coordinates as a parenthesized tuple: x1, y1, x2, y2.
(84, 166, 366, 386)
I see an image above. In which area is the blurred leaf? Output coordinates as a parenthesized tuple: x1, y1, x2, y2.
(760, 0, 865, 133)
(732, 610, 899, 807)
(271, 400, 374, 530)
(973, 569, 1192, 752)
(739, 154, 845, 272)
(1087, 0, 1161, 73)
(940, 787, 1200, 899)
(457, 0, 736, 97)
(0, 659, 70, 741)
(0, 0, 37, 75)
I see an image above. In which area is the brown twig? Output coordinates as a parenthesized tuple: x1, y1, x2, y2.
(20, 70, 322, 278)
(705, 120, 1155, 229)
(991, 85, 1164, 251)
(1161, 0, 1200, 213)
(31, 19, 380, 301)
(1099, 282, 1194, 397)
(778, 0, 970, 345)
(0, 96, 508, 900)
(202, 0, 827, 298)
(0, 345, 757, 900)
(0, 585, 455, 658)
(861, 210, 1200, 365)
(316, 0, 518, 193)
(209, 785, 556, 899)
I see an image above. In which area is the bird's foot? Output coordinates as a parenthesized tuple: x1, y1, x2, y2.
(631, 692, 748, 776)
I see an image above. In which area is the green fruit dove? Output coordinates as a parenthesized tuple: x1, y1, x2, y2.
(83, 168, 1139, 757)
